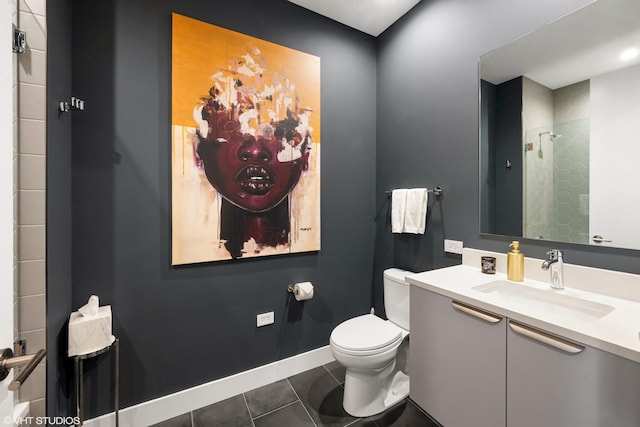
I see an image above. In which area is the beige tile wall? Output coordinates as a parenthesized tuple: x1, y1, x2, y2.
(17, 0, 46, 417)
(12, 0, 19, 387)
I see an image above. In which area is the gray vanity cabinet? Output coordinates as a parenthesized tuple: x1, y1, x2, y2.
(506, 321, 640, 427)
(410, 286, 507, 427)
(410, 284, 640, 427)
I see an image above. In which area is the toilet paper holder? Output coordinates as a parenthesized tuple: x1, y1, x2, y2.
(287, 282, 314, 302)
(287, 283, 310, 296)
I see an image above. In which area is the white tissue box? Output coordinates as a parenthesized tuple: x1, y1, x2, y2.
(68, 305, 115, 357)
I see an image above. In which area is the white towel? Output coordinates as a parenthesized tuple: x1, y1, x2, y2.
(391, 189, 408, 233)
(403, 188, 429, 234)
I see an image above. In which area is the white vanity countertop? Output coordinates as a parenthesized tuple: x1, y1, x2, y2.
(406, 258, 640, 364)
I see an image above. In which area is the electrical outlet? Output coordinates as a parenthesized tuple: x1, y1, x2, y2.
(444, 239, 464, 254)
(256, 311, 274, 327)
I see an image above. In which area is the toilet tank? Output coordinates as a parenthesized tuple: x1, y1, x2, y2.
(383, 268, 411, 331)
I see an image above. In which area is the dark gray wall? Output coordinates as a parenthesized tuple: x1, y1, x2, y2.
(373, 0, 640, 315)
(493, 77, 523, 236)
(48, 0, 377, 417)
(480, 79, 495, 233)
(48, 0, 640, 419)
(47, 0, 74, 417)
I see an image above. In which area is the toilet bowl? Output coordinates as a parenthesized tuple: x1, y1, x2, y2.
(329, 268, 411, 417)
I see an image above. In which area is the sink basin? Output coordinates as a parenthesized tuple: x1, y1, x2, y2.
(473, 280, 614, 321)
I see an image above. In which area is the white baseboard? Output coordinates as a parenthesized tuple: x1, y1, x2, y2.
(83, 345, 334, 427)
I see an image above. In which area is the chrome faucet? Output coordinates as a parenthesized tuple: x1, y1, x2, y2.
(541, 249, 564, 289)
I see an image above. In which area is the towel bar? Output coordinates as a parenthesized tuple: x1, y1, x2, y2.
(385, 186, 442, 198)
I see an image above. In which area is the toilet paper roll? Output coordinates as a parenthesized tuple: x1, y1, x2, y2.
(293, 281, 314, 301)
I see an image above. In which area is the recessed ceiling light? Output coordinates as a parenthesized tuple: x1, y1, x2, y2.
(619, 47, 639, 61)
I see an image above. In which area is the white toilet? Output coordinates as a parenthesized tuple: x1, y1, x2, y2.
(330, 268, 411, 417)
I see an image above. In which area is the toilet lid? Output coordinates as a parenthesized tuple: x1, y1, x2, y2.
(330, 314, 402, 352)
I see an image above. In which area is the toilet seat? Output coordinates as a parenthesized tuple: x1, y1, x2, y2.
(330, 314, 403, 356)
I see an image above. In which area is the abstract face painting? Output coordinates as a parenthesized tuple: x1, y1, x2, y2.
(171, 14, 321, 264)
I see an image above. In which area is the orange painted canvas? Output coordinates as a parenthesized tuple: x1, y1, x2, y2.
(171, 13, 321, 264)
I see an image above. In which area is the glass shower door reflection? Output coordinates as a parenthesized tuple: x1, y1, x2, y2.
(522, 121, 589, 244)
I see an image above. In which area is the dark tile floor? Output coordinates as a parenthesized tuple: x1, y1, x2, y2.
(150, 361, 440, 427)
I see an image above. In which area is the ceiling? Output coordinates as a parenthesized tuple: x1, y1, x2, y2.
(481, 0, 640, 89)
(288, 0, 640, 89)
(287, 0, 422, 37)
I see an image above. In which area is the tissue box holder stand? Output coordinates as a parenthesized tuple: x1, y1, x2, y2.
(72, 338, 119, 426)
(68, 305, 119, 427)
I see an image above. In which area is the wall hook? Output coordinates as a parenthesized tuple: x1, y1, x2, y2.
(59, 97, 85, 113)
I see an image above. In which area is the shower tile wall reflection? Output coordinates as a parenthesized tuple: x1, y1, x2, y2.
(552, 81, 590, 244)
(523, 79, 590, 244)
(552, 121, 589, 244)
(523, 77, 554, 241)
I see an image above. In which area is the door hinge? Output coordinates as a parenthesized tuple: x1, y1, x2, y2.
(13, 26, 26, 54)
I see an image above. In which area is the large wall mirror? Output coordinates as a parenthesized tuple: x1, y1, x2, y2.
(479, 0, 640, 250)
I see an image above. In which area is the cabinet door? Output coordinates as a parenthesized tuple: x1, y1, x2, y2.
(410, 286, 506, 427)
(507, 320, 640, 427)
